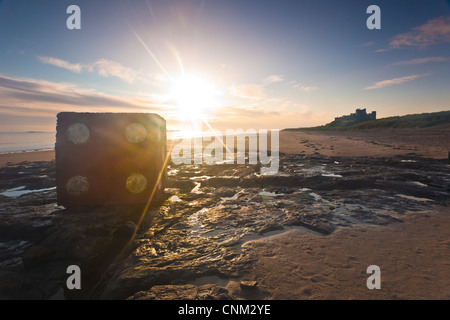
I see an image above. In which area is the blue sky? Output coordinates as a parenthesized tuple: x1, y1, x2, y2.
(0, 0, 449, 132)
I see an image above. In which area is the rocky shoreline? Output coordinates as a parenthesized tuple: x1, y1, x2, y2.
(0, 153, 449, 299)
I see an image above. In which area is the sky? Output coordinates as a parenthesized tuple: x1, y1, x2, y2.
(0, 0, 449, 132)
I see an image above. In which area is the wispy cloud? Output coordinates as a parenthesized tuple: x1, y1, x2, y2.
(38, 56, 83, 73)
(363, 73, 431, 90)
(289, 81, 318, 92)
(0, 105, 56, 118)
(88, 59, 138, 84)
(262, 74, 285, 85)
(392, 56, 448, 66)
(0, 74, 171, 117)
(229, 83, 266, 100)
(296, 85, 318, 92)
(229, 74, 289, 100)
(37, 56, 140, 84)
(389, 16, 450, 49)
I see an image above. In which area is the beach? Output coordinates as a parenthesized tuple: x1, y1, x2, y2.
(2, 0, 450, 304)
(0, 126, 449, 300)
(279, 124, 450, 159)
(0, 150, 55, 167)
(244, 207, 450, 299)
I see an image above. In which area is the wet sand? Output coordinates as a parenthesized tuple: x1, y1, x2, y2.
(244, 207, 450, 299)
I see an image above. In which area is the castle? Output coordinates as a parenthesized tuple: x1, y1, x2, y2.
(335, 108, 376, 122)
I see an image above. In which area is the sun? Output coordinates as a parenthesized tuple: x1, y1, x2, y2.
(170, 74, 221, 122)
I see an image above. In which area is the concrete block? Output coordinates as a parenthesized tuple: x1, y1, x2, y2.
(55, 112, 167, 207)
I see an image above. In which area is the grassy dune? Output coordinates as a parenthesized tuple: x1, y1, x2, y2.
(284, 110, 450, 131)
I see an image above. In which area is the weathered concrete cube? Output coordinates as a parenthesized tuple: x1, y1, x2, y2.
(56, 112, 167, 207)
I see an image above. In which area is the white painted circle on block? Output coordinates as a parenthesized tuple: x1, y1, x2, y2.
(126, 173, 147, 194)
(66, 176, 89, 196)
(125, 123, 147, 143)
(67, 123, 89, 144)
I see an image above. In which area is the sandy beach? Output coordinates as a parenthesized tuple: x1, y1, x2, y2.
(280, 124, 450, 159)
(1, 126, 449, 300)
(0, 150, 55, 168)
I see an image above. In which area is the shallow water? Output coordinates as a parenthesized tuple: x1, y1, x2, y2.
(395, 194, 434, 202)
(221, 192, 240, 201)
(169, 195, 182, 202)
(322, 173, 343, 178)
(410, 181, 428, 187)
(188, 208, 210, 236)
(0, 186, 56, 198)
(0, 132, 55, 153)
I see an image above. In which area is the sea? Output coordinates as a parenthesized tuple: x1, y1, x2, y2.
(0, 129, 279, 153)
(0, 132, 56, 154)
(0, 131, 185, 153)
(0, 131, 187, 153)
